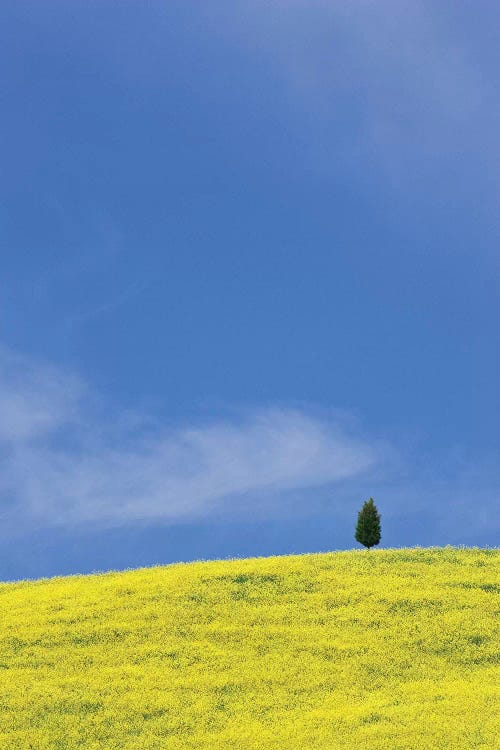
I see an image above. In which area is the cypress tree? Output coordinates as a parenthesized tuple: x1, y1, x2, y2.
(355, 498, 381, 549)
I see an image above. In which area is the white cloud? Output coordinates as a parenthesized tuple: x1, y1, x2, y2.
(0, 346, 83, 442)
(1, 345, 497, 545)
(218, 1, 494, 180)
(0, 346, 378, 529)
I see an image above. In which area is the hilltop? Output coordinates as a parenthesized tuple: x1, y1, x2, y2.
(0, 547, 498, 749)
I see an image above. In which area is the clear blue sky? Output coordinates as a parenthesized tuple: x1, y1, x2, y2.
(1, 1, 499, 580)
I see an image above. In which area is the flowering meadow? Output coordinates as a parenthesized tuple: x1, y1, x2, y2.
(0, 547, 498, 749)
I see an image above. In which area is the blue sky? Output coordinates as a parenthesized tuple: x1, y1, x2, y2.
(1, 1, 499, 580)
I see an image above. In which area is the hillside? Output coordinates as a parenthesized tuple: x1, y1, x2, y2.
(0, 547, 498, 749)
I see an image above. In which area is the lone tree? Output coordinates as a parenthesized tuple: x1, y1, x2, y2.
(355, 498, 381, 549)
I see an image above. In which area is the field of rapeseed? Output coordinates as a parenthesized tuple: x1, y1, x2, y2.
(0, 547, 498, 749)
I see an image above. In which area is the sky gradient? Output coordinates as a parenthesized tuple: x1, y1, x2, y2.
(1, 1, 499, 580)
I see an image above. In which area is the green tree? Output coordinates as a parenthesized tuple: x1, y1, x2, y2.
(355, 498, 381, 549)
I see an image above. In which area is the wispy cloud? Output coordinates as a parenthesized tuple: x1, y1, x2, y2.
(62, 279, 153, 332)
(1, 345, 498, 545)
(221, 1, 496, 185)
(0, 346, 378, 530)
(0, 346, 83, 442)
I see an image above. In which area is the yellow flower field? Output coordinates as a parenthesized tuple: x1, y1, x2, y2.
(0, 547, 498, 749)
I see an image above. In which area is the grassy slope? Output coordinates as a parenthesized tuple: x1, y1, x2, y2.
(0, 547, 499, 750)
